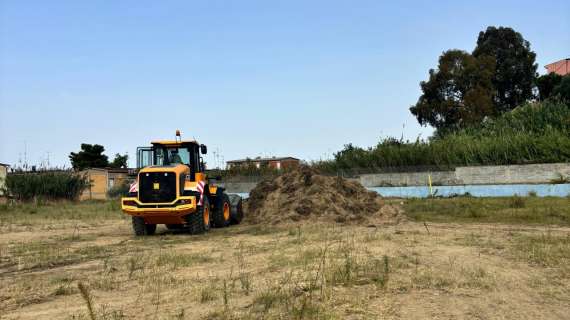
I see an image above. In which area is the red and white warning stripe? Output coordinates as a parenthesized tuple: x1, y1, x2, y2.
(196, 181, 206, 205)
(129, 182, 138, 193)
(185, 181, 206, 205)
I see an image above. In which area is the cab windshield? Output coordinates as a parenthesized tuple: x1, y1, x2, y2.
(155, 147, 191, 166)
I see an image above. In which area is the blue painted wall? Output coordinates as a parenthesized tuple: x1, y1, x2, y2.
(370, 184, 570, 198)
(232, 184, 570, 199)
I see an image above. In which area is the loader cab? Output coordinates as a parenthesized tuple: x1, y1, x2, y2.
(137, 141, 207, 181)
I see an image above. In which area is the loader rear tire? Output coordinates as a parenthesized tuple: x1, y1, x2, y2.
(188, 197, 211, 234)
(212, 193, 231, 228)
(132, 217, 156, 236)
(229, 195, 244, 225)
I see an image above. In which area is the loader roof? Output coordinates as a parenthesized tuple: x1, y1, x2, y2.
(151, 140, 200, 146)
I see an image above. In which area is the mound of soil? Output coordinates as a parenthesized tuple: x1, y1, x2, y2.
(245, 166, 403, 225)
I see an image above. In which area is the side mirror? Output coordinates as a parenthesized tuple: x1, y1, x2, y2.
(200, 144, 208, 154)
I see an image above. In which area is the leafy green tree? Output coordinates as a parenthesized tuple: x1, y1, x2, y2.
(473, 26, 537, 112)
(110, 153, 129, 168)
(552, 75, 570, 103)
(69, 144, 109, 170)
(333, 143, 370, 169)
(410, 50, 496, 130)
(536, 73, 563, 100)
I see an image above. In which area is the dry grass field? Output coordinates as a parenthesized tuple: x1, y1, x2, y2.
(1, 198, 569, 319)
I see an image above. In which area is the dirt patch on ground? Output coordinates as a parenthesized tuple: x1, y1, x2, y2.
(2, 199, 570, 319)
(245, 166, 404, 225)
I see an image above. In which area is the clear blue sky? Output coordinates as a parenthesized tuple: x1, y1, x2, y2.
(1, 0, 569, 168)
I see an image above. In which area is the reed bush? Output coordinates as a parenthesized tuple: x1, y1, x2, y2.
(6, 171, 88, 201)
(314, 101, 570, 173)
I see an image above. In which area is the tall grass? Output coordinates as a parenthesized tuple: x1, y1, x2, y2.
(5, 171, 88, 201)
(314, 101, 570, 173)
(404, 197, 570, 225)
(78, 282, 96, 320)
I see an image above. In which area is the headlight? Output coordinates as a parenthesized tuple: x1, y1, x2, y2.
(123, 200, 137, 207)
(177, 199, 192, 205)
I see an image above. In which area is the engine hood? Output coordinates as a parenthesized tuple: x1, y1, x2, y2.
(139, 164, 189, 175)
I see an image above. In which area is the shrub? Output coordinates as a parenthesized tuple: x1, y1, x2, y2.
(527, 191, 538, 197)
(552, 75, 570, 103)
(509, 195, 526, 208)
(107, 181, 131, 199)
(6, 171, 88, 201)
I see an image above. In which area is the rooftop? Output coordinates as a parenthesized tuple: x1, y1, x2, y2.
(227, 156, 300, 163)
(80, 167, 132, 173)
(545, 58, 570, 67)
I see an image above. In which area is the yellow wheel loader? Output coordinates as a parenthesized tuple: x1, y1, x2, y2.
(121, 131, 243, 236)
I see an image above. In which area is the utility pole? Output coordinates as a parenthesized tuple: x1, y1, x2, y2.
(213, 151, 217, 169)
(216, 148, 221, 169)
(24, 140, 28, 170)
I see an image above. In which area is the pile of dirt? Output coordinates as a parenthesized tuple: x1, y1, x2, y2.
(245, 166, 404, 225)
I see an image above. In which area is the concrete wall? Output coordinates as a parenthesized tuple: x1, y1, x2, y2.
(358, 170, 458, 187)
(455, 163, 570, 185)
(359, 163, 570, 187)
(222, 163, 570, 193)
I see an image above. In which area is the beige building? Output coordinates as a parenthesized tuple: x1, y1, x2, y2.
(0, 163, 9, 200)
(79, 168, 131, 200)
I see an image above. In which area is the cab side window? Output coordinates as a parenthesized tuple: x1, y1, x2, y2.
(187, 146, 201, 180)
(155, 148, 166, 166)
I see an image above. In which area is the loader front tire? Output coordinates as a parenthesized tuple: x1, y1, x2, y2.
(188, 197, 211, 234)
(132, 217, 156, 236)
(212, 193, 231, 228)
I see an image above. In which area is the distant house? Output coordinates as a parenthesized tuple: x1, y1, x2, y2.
(545, 58, 570, 76)
(0, 163, 9, 199)
(226, 157, 300, 170)
(79, 168, 132, 200)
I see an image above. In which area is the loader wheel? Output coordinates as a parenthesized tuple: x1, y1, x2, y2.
(229, 195, 244, 225)
(166, 224, 184, 230)
(212, 193, 231, 228)
(132, 217, 156, 236)
(188, 196, 211, 234)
